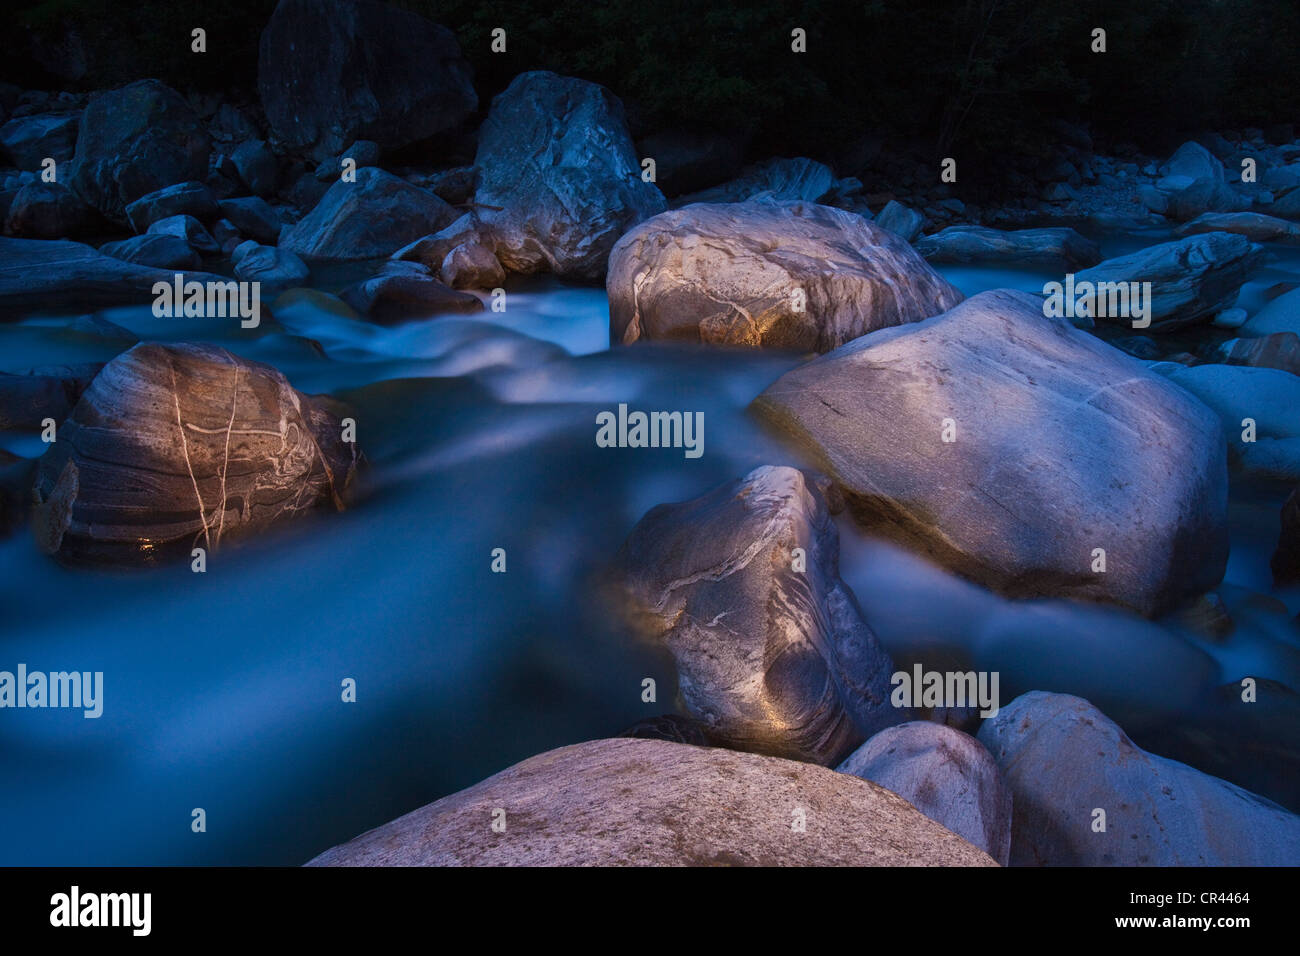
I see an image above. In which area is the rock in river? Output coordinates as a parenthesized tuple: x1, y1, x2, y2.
(33, 343, 359, 565)
(615, 465, 897, 765)
(915, 224, 1102, 269)
(979, 692, 1300, 865)
(752, 289, 1229, 617)
(608, 198, 963, 351)
(306, 737, 996, 866)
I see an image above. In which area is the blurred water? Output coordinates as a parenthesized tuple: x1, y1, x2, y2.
(1, 260, 1298, 864)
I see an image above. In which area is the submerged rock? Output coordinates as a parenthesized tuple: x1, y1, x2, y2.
(615, 465, 897, 765)
(1073, 232, 1264, 329)
(257, 0, 476, 160)
(473, 71, 666, 280)
(608, 199, 962, 351)
(753, 289, 1229, 617)
(306, 737, 996, 866)
(915, 225, 1102, 269)
(838, 722, 1012, 865)
(979, 692, 1300, 865)
(33, 343, 358, 565)
(281, 167, 458, 261)
(69, 80, 210, 222)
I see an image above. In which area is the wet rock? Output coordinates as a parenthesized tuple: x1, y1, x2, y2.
(232, 242, 310, 293)
(257, 0, 476, 161)
(306, 737, 996, 866)
(978, 691, 1300, 865)
(1175, 211, 1300, 244)
(99, 233, 201, 271)
(229, 139, 278, 197)
(1242, 287, 1300, 336)
(4, 182, 97, 239)
(146, 214, 219, 255)
(124, 181, 219, 233)
(0, 366, 98, 431)
(440, 242, 505, 290)
(280, 167, 458, 261)
(838, 722, 1012, 864)
(1073, 232, 1265, 329)
(674, 156, 834, 206)
(915, 225, 1101, 269)
(0, 111, 79, 169)
(753, 289, 1229, 617)
(615, 465, 897, 765)
(872, 200, 925, 242)
(69, 80, 210, 222)
(340, 263, 482, 321)
(608, 198, 962, 351)
(32, 343, 358, 565)
(218, 196, 283, 244)
(473, 71, 666, 280)
(1218, 332, 1300, 376)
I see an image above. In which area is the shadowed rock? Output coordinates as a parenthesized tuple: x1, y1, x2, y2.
(673, 156, 834, 206)
(753, 289, 1229, 617)
(100, 233, 201, 271)
(979, 691, 1300, 865)
(916, 225, 1102, 269)
(1272, 488, 1300, 586)
(306, 737, 997, 866)
(1175, 211, 1300, 244)
(124, 182, 218, 233)
(4, 182, 97, 239)
(0, 111, 79, 169)
(473, 71, 666, 280)
(257, 0, 476, 161)
(33, 343, 358, 565)
(608, 199, 963, 351)
(838, 721, 1012, 865)
(615, 465, 897, 765)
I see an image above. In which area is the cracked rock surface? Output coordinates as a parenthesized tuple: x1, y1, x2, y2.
(306, 737, 997, 866)
(614, 465, 897, 765)
(608, 198, 963, 352)
(33, 342, 358, 565)
(752, 289, 1229, 617)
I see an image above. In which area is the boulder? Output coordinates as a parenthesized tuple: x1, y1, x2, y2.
(1161, 179, 1252, 222)
(32, 343, 358, 565)
(229, 139, 278, 197)
(615, 466, 898, 766)
(1242, 287, 1300, 337)
(1159, 141, 1226, 183)
(673, 157, 834, 206)
(440, 242, 505, 290)
(872, 200, 925, 242)
(99, 234, 201, 271)
(473, 71, 666, 280)
(915, 225, 1102, 269)
(146, 214, 219, 255)
(232, 243, 310, 292)
(1072, 232, 1264, 329)
(608, 199, 963, 352)
(978, 692, 1300, 865)
(1219, 332, 1300, 377)
(1174, 211, 1300, 244)
(123, 181, 219, 233)
(340, 264, 482, 320)
(218, 196, 283, 244)
(1267, 187, 1300, 221)
(752, 290, 1229, 617)
(0, 237, 225, 317)
(280, 167, 458, 261)
(306, 737, 996, 866)
(0, 366, 98, 431)
(0, 111, 79, 169)
(838, 722, 1012, 865)
(69, 80, 210, 222)
(4, 182, 97, 239)
(257, 0, 476, 160)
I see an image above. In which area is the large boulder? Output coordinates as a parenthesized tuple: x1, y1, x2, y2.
(280, 167, 458, 261)
(915, 225, 1102, 269)
(1072, 232, 1265, 329)
(752, 290, 1229, 617)
(69, 80, 210, 223)
(306, 737, 997, 866)
(615, 465, 897, 766)
(838, 722, 1012, 865)
(0, 237, 225, 317)
(473, 71, 666, 280)
(256, 0, 476, 161)
(979, 692, 1300, 865)
(608, 199, 963, 351)
(33, 343, 358, 565)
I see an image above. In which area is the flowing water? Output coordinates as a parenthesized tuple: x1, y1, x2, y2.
(2, 228, 1298, 864)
